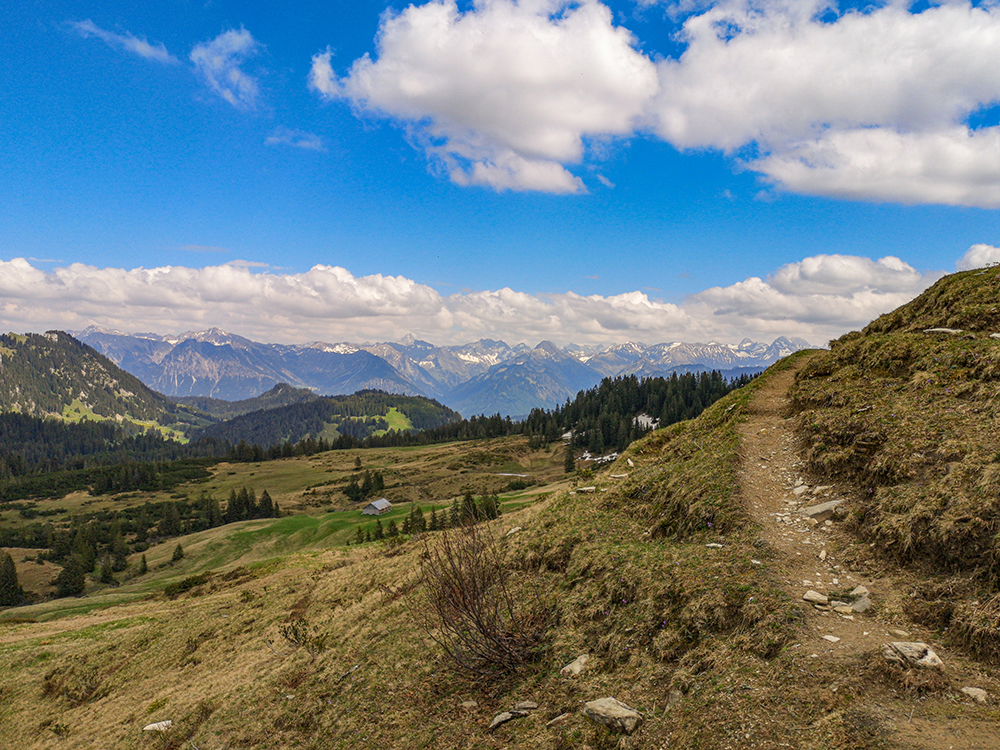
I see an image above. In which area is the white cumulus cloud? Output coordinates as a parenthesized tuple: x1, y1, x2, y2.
(71, 19, 178, 64)
(652, 1, 1000, 205)
(311, 0, 657, 192)
(0, 250, 968, 346)
(957, 243, 1000, 271)
(686, 252, 943, 342)
(190, 28, 261, 110)
(319, 1, 1000, 205)
(752, 127, 1000, 207)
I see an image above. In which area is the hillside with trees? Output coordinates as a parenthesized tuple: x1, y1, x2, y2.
(0, 331, 204, 432)
(196, 390, 463, 446)
(170, 383, 321, 420)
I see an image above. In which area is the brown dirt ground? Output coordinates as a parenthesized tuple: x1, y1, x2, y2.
(738, 360, 1000, 749)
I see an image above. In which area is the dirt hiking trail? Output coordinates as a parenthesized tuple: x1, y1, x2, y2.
(736, 360, 1000, 749)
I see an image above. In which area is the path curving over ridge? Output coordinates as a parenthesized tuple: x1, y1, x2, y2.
(736, 358, 1000, 750)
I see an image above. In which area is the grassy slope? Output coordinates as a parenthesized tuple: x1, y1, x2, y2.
(4, 342, 997, 748)
(0, 331, 207, 435)
(0, 362, 815, 750)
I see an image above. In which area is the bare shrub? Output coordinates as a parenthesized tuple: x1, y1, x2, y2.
(279, 617, 327, 661)
(416, 524, 550, 678)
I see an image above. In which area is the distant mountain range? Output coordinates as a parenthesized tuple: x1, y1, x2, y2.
(74, 327, 813, 417)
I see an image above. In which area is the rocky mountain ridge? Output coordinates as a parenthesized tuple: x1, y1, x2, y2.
(74, 326, 813, 416)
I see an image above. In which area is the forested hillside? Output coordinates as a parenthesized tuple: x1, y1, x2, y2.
(0, 414, 224, 480)
(352, 370, 753, 455)
(196, 390, 462, 446)
(171, 383, 320, 420)
(0, 331, 204, 432)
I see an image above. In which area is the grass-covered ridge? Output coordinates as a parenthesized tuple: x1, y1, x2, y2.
(791, 269, 1000, 577)
(791, 268, 1000, 661)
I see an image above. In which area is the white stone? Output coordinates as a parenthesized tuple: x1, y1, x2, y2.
(822, 635, 841, 643)
(803, 590, 829, 605)
(489, 711, 528, 731)
(801, 499, 843, 521)
(143, 721, 172, 732)
(581, 697, 643, 735)
(561, 653, 590, 677)
(881, 642, 944, 670)
(851, 596, 872, 613)
(506, 526, 522, 537)
(961, 687, 988, 704)
(850, 585, 869, 597)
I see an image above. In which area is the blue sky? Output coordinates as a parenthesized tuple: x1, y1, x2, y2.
(2, 1, 999, 346)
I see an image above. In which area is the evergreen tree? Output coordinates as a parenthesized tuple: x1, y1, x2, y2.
(235, 487, 251, 521)
(354, 456, 362, 470)
(172, 543, 184, 562)
(344, 476, 364, 503)
(138, 553, 148, 575)
(258, 489, 274, 518)
(373, 518, 384, 541)
(429, 507, 439, 531)
(354, 526, 365, 545)
(479, 494, 500, 520)
(208, 496, 222, 527)
(461, 491, 477, 524)
(564, 446, 576, 474)
(110, 530, 128, 572)
(386, 519, 399, 537)
(72, 524, 98, 572)
(224, 488, 240, 524)
(54, 556, 86, 597)
(160, 502, 181, 537)
(98, 555, 115, 584)
(0, 550, 24, 606)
